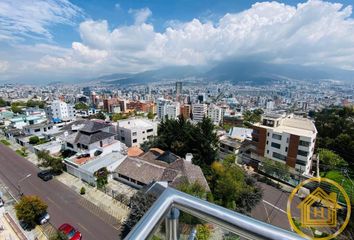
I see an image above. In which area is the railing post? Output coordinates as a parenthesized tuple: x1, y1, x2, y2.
(165, 207, 180, 240)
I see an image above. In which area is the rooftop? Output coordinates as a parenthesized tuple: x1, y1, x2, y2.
(118, 118, 155, 129)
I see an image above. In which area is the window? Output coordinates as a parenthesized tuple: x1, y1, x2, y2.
(299, 140, 310, 147)
(298, 150, 308, 157)
(121, 136, 125, 141)
(272, 152, 286, 161)
(132, 139, 137, 143)
(267, 132, 270, 136)
(34, 129, 40, 132)
(285, 147, 288, 152)
(271, 142, 281, 149)
(67, 143, 73, 148)
(296, 160, 307, 166)
(132, 132, 137, 136)
(267, 150, 269, 154)
(272, 134, 282, 140)
(147, 129, 153, 133)
(266, 141, 269, 145)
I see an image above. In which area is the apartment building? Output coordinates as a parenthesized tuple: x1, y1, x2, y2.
(251, 113, 317, 175)
(157, 98, 180, 120)
(180, 104, 191, 119)
(207, 104, 223, 125)
(192, 103, 207, 122)
(45, 100, 76, 122)
(117, 118, 157, 147)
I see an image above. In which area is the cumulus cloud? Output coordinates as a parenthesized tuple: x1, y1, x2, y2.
(0, 0, 83, 40)
(3, 0, 354, 80)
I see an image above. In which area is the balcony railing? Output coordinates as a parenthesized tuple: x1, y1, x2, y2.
(125, 186, 305, 240)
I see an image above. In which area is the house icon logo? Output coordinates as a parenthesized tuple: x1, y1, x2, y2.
(297, 187, 342, 228)
(287, 177, 351, 240)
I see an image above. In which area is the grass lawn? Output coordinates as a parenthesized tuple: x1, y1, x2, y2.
(321, 170, 354, 203)
(15, 149, 28, 157)
(0, 139, 11, 146)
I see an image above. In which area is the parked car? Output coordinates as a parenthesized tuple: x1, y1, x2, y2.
(37, 212, 50, 225)
(0, 198, 4, 207)
(59, 223, 82, 240)
(37, 170, 53, 181)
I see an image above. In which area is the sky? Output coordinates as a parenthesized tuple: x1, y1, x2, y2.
(0, 0, 354, 82)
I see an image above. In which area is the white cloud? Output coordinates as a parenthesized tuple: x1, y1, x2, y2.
(0, 60, 9, 72)
(128, 8, 152, 25)
(2, 0, 354, 81)
(0, 0, 83, 40)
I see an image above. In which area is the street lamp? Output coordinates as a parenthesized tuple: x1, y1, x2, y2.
(17, 173, 31, 196)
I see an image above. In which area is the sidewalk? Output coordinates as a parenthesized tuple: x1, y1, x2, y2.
(1, 135, 131, 225)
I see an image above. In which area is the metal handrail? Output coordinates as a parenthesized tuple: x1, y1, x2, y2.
(125, 187, 305, 240)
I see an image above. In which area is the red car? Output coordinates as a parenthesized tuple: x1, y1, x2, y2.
(58, 223, 82, 240)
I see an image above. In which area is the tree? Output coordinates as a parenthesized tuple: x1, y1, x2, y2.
(243, 109, 263, 126)
(211, 160, 262, 213)
(112, 113, 127, 122)
(29, 136, 40, 145)
(147, 111, 154, 120)
(11, 103, 23, 114)
(26, 100, 45, 109)
(15, 195, 47, 228)
(50, 231, 69, 240)
(74, 102, 89, 110)
(318, 148, 347, 174)
(196, 224, 211, 240)
(261, 158, 290, 182)
(37, 150, 64, 174)
(0, 98, 8, 107)
(94, 167, 108, 189)
(90, 112, 106, 120)
(120, 191, 157, 238)
(80, 187, 86, 195)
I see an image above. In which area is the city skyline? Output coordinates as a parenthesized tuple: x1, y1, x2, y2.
(1, 0, 354, 83)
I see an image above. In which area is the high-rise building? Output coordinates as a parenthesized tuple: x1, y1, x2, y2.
(157, 98, 180, 120)
(192, 103, 207, 122)
(45, 100, 76, 122)
(180, 104, 191, 119)
(251, 113, 317, 175)
(176, 82, 182, 98)
(207, 104, 223, 125)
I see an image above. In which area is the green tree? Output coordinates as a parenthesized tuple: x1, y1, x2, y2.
(37, 150, 64, 174)
(15, 195, 48, 228)
(90, 112, 106, 120)
(95, 167, 108, 189)
(196, 224, 211, 240)
(11, 103, 23, 114)
(120, 191, 157, 238)
(261, 158, 290, 182)
(112, 113, 127, 122)
(74, 102, 89, 110)
(0, 98, 8, 107)
(211, 161, 262, 213)
(147, 111, 154, 119)
(318, 148, 347, 174)
(50, 231, 69, 240)
(26, 100, 45, 108)
(29, 136, 40, 145)
(243, 109, 263, 127)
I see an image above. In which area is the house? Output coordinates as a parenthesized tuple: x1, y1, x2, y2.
(113, 149, 210, 191)
(64, 151, 127, 185)
(23, 122, 54, 136)
(45, 100, 76, 122)
(297, 187, 342, 227)
(219, 127, 252, 160)
(62, 120, 121, 156)
(116, 118, 157, 147)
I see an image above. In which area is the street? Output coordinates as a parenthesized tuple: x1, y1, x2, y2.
(0, 144, 121, 240)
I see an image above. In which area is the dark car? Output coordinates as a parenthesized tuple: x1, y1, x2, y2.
(37, 170, 53, 181)
(37, 212, 50, 225)
(59, 223, 82, 240)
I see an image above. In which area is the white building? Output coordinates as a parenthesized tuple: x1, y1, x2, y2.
(157, 98, 180, 120)
(192, 103, 207, 122)
(45, 100, 76, 122)
(252, 113, 317, 175)
(117, 118, 157, 147)
(207, 104, 223, 125)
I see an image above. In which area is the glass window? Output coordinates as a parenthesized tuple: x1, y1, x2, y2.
(298, 150, 308, 157)
(299, 140, 310, 147)
(133, 139, 137, 143)
(272, 134, 282, 140)
(271, 142, 281, 149)
(272, 152, 286, 161)
(132, 132, 137, 136)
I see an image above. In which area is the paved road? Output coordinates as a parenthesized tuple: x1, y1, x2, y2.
(0, 144, 121, 240)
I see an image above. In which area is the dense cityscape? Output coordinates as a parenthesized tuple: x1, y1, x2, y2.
(0, 1, 353, 240)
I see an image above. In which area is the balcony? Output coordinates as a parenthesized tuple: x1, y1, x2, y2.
(125, 186, 305, 240)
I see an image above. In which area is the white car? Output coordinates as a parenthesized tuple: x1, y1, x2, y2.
(37, 212, 50, 225)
